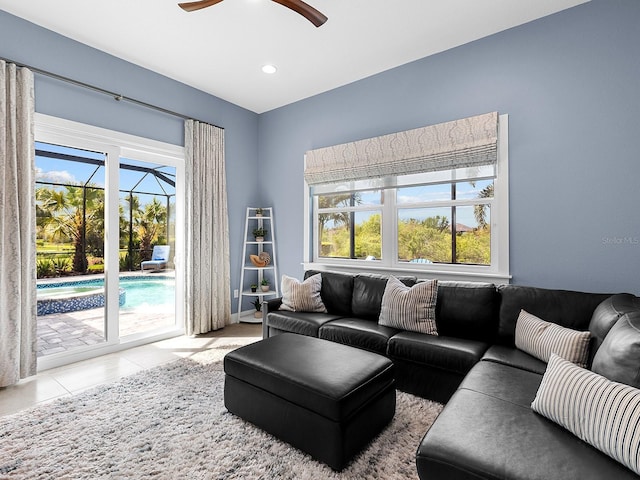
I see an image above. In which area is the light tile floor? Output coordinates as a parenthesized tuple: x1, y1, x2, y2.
(0, 323, 262, 417)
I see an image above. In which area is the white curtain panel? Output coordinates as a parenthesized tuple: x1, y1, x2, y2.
(0, 60, 37, 387)
(184, 120, 231, 334)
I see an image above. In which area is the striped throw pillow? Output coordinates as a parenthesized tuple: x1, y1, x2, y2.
(532, 354, 640, 476)
(378, 277, 438, 335)
(515, 310, 590, 367)
(280, 273, 327, 313)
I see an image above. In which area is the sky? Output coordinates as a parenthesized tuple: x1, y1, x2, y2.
(35, 142, 175, 204)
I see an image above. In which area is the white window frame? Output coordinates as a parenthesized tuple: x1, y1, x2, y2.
(35, 113, 186, 370)
(303, 114, 510, 283)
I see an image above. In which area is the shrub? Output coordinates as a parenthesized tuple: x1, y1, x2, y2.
(37, 259, 56, 278)
(52, 257, 71, 275)
(119, 251, 142, 271)
(88, 256, 104, 266)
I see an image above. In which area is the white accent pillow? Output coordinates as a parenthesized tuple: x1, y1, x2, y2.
(515, 310, 590, 367)
(378, 277, 438, 335)
(532, 354, 640, 476)
(279, 273, 327, 313)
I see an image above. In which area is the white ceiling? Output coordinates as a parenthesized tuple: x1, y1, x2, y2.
(0, 0, 589, 113)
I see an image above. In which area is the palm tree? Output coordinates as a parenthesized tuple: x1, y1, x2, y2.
(317, 192, 362, 256)
(473, 184, 494, 229)
(135, 198, 167, 261)
(36, 185, 104, 273)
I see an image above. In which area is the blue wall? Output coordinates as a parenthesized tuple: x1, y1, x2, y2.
(258, 0, 640, 295)
(3, 0, 639, 308)
(0, 10, 260, 312)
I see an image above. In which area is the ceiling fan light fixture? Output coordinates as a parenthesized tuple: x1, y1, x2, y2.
(262, 64, 278, 74)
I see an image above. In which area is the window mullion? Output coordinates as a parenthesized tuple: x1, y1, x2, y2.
(384, 188, 396, 265)
(451, 184, 456, 264)
(104, 146, 121, 344)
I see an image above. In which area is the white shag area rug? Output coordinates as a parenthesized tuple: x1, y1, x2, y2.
(0, 346, 443, 480)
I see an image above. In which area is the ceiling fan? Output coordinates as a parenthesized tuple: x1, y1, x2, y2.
(178, 0, 328, 27)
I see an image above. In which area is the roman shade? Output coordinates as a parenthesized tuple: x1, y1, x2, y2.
(304, 112, 498, 186)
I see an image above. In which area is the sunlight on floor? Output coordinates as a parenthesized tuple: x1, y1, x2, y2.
(0, 323, 262, 417)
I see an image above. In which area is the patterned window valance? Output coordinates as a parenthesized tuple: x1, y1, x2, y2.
(304, 112, 498, 186)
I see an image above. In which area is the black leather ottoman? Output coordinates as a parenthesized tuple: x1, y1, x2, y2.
(224, 333, 396, 470)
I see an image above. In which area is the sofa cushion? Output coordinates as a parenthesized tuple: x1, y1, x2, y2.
(417, 387, 638, 480)
(319, 318, 400, 354)
(515, 310, 590, 368)
(435, 281, 499, 343)
(388, 331, 488, 375)
(589, 294, 640, 356)
(351, 274, 416, 321)
(532, 354, 640, 477)
(267, 310, 344, 337)
(591, 311, 640, 388)
(280, 273, 327, 312)
(482, 345, 548, 375)
(378, 277, 438, 335)
(304, 269, 354, 317)
(497, 285, 611, 347)
(459, 359, 543, 408)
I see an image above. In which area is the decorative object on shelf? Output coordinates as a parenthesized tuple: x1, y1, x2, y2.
(249, 251, 271, 267)
(250, 284, 257, 292)
(258, 251, 270, 265)
(255, 208, 263, 217)
(253, 227, 267, 242)
(252, 298, 262, 318)
(261, 279, 270, 292)
(250, 254, 266, 267)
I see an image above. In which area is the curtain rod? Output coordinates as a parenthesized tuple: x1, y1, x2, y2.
(1, 56, 223, 130)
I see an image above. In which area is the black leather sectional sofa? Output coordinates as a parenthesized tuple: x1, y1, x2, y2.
(262, 269, 640, 479)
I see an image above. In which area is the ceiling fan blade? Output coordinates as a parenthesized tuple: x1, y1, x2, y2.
(271, 0, 328, 27)
(178, 0, 225, 12)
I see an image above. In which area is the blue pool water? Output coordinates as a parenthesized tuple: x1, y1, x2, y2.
(119, 277, 175, 310)
(37, 276, 175, 315)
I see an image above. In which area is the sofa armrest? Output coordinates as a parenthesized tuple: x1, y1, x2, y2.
(262, 297, 283, 338)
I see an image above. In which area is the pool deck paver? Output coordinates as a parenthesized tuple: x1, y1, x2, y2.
(36, 271, 176, 357)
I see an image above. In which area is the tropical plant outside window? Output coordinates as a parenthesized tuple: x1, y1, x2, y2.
(315, 177, 494, 266)
(35, 142, 176, 278)
(317, 191, 382, 259)
(396, 180, 493, 265)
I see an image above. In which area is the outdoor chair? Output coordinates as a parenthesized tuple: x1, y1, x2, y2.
(141, 245, 170, 272)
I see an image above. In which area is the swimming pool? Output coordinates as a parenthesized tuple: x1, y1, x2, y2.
(37, 276, 175, 316)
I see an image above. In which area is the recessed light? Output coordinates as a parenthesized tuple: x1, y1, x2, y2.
(262, 64, 277, 74)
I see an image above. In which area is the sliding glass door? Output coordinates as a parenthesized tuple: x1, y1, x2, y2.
(118, 158, 177, 338)
(35, 114, 185, 368)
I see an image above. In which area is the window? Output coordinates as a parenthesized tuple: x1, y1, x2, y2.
(317, 190, 382, 259)
(396, 177, 493, 265)
(304, 113, 509, 282)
